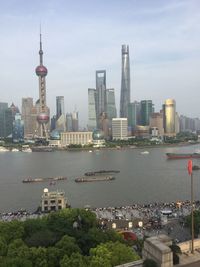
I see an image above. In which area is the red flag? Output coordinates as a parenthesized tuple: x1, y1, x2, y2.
(188, 160, 193, 175)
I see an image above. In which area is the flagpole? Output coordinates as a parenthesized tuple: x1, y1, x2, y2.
(191, 171, 194, 254)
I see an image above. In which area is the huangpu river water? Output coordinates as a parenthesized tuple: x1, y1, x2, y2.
(0, 144, 200, 213)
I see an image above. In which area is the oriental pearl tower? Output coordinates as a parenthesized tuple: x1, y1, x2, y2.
(35, 32, 49, 139)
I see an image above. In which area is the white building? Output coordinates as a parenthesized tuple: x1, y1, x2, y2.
(60, 131, 93, 146)
(112, 118, 128, 140)
(41, 188, 68, 212)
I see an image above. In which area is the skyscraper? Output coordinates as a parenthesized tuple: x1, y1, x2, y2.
(96, 70, 106, 125)
(56, 96, 66, 132)
(163, 99, 176, 137)
(35, 32, 49, 139)
(56, 96, 65, 120)
(140, 100, 154, 126)
(106, 88, 117, 123)
(72, 111, 79, 131)
(128, 101, 141, 128)
(120, 45, 130, 118)
(88, 88, 97, 130)
(21, 98, 34, 138)
(0, 103, 8, 138)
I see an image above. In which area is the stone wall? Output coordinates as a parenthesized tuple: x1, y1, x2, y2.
(142, 235, 173, 267)
(179, 238, 200, 253)
(115, 259, 143, 267)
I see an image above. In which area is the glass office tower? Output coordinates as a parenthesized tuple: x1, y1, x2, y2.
(120, 45, 130, 118)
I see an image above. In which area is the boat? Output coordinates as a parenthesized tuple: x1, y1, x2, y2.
(84, 170, 120, 176)
(0, 146, 9, 152)
(75, 175, 115, 183)
(192, 165, 200, 170)
(22, 176, 67, 183)
(11, 148, 19, 152)
(31, 146, 54, 152)
(141, 151, 149, 155)
(166, 153, 200, 159)
(21, 145, 32, 152)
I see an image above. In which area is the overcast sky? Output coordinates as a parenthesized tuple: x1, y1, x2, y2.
(0, 0, 200, 127)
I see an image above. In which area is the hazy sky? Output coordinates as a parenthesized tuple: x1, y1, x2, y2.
(0, 0, 200, 127)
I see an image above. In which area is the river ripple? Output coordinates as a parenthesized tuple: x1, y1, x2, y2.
(0, 145, 200, 213)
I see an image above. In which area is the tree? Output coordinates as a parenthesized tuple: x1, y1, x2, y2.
(60, 253, 87, 267)
(0, 220, 24, 243)
(24, 229, 59, 247)
(90, 241, 140, 266)
(0, 237, 7, 256)
(29, 247, 48, 267)
(186, 210, 200, 237)
(46, 247, 61, 267)
(55, 235, 81, 257)
(7, 239, 30, 259)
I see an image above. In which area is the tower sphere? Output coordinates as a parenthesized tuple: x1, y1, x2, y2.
(37, 113, 49, 124)
(35, 65, 48, 76)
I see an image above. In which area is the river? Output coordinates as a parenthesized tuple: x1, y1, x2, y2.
(0, 144, 200, 213)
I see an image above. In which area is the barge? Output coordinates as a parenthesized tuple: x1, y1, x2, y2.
(84, 170, 120, 176)
(75, 175, 115, 183)
(22, 176, 67, 183)
(166, 153, 200, 159)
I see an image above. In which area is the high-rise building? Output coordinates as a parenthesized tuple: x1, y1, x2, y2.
(66, 113, 73, 131)
(88, 88, 97, 130)
(112, 118, 128, 140)
(163, 99, 176, 137)
(96, 70, 106, 125)
(0, 103, 13, 139)
(56, 96, 65, 120)
(13, 113, 24, 142)
(106, 88, 117, 123)
(140, 100, 154, 126)
(21, 98, 34, 138)
(56, 96, 66, 132)
(120, 45, 130, 118)
(72, 111, 79, 131)
(149, 112, 164, 136)
(0, 103, 8, 138)
(35, 32, 50, 139)
(128, 101, 141, 129)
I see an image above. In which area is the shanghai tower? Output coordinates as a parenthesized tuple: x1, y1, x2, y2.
(120, 45, 130, 118)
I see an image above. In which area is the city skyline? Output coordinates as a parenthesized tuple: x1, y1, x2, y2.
(0, 0, 200, 127)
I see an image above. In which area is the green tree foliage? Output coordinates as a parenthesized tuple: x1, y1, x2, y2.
(60, 253, 87, 267)
(90, 241, 140, 266)
(186, 210, 200, 237)
(0, 220, 24, 243)
(0, 237, 7, 256)
(7, 239, 30, 259)
(23, 218, 47, 238)
(24, 229, 59, 247)
(46, 247, 61, 267)
(0, 257, 32, 267)
(55, 235, 81, 257)
(29, 247, 48, 267)
(0, 208, 140, 266)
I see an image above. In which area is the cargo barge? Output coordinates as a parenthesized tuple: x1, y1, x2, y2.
(75, 175, 115, 183)
(166, 153, 200, 159)
(22, 176, 67, 183)
(84, 170, 120, 176)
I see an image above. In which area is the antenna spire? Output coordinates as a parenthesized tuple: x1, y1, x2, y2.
(39, 24, 43, 65)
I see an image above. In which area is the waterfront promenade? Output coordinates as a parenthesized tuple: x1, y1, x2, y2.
(0, 200, 198, 243)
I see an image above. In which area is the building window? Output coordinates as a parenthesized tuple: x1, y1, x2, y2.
(44, 200, 48, 205)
